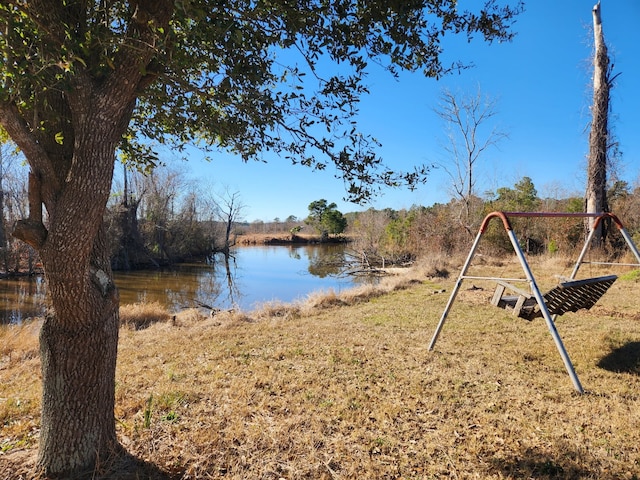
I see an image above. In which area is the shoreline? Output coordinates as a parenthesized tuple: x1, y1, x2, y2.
(234, 233, 351, 246)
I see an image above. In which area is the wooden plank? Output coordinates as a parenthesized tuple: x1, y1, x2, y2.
(540, 275, 617, 317)
(495, 280, 532, 299)
(491, 283, 506, 307)
(557, 275, 618, 290)
(492, 275, 617, 320)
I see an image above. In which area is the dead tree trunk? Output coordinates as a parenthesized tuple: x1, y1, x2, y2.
(585, 1, 612, 243)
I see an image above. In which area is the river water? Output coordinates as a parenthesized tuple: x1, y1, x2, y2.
(0, 244, 363, 324)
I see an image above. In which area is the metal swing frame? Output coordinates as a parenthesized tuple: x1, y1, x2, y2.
(428, 211, 640, 394)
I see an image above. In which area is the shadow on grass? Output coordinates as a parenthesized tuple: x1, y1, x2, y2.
(0, 449, 183, 480)
(597, 341, 640, 375)
(96, 451, 185, 480)
(489, 447, 601, 479)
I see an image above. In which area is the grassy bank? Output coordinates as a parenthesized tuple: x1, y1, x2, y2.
(234, 232, 349, 246)
(1, 257, 640, 479)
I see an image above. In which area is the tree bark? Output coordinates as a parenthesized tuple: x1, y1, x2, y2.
(6, 94, 125, 476)
(37, 226, 120, 476)
(33, 128, 121, 477)
(585, 1, 610, 242)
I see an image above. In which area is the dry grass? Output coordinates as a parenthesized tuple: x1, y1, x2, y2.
(2, 257, 640, 479)
(0, 320, 41, 456)
(235, 233, 327, 246)
(120, 301, 174, 330)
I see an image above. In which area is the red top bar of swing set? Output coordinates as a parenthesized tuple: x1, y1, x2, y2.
(479, 211, 625, 233)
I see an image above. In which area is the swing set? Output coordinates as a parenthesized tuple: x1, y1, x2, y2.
(428, 211, 640, 394)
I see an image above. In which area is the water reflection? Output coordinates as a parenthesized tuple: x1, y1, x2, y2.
(0, 244, 364, 324)
(305, 244, 345, 278)
(113, 264, 225, 311)
(119, 244, 359, 311)
(0, 276, 46, 324)
(198, 244, 357, 311)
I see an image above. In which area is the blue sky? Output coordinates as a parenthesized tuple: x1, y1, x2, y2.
(167, 1, 640, 223)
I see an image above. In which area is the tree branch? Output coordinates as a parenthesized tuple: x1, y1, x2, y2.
(98, 1, 174, 119)
(0, 100, 60, 193)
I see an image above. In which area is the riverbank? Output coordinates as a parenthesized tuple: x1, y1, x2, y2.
(235, 232, 350, 246)
(2, 257, 640, 478)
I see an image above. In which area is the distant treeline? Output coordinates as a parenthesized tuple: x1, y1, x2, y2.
(2, 161, 639, 274)
(342, 177, 640, 267)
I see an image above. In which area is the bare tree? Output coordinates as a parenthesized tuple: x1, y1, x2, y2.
(435, 87, 507, 236)
(137, 168, 189, 261)
(215, 189, 246, 254)
(350, 208, 392, 267)
(585, 1, 619, 243)
(109, 166, 217, 266)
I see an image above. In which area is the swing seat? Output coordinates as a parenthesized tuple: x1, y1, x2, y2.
(491, 275, 618, 320)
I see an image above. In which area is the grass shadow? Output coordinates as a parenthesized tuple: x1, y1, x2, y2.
(0, 449, 183, 480)
(489, 447, 603, 479)
(597, 341, 640, 375)
(96, 452, 184, 480)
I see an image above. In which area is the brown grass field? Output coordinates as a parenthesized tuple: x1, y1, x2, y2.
(1, 256, 640, 479)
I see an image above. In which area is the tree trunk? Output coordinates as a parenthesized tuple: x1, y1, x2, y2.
(585, 1, 610, 242)
(37, 225, 120, 477)
(0, 3, 175, 475)
(11, 113, 123, 477)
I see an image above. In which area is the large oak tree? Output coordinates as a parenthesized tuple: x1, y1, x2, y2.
(0, 1, 522, 476)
